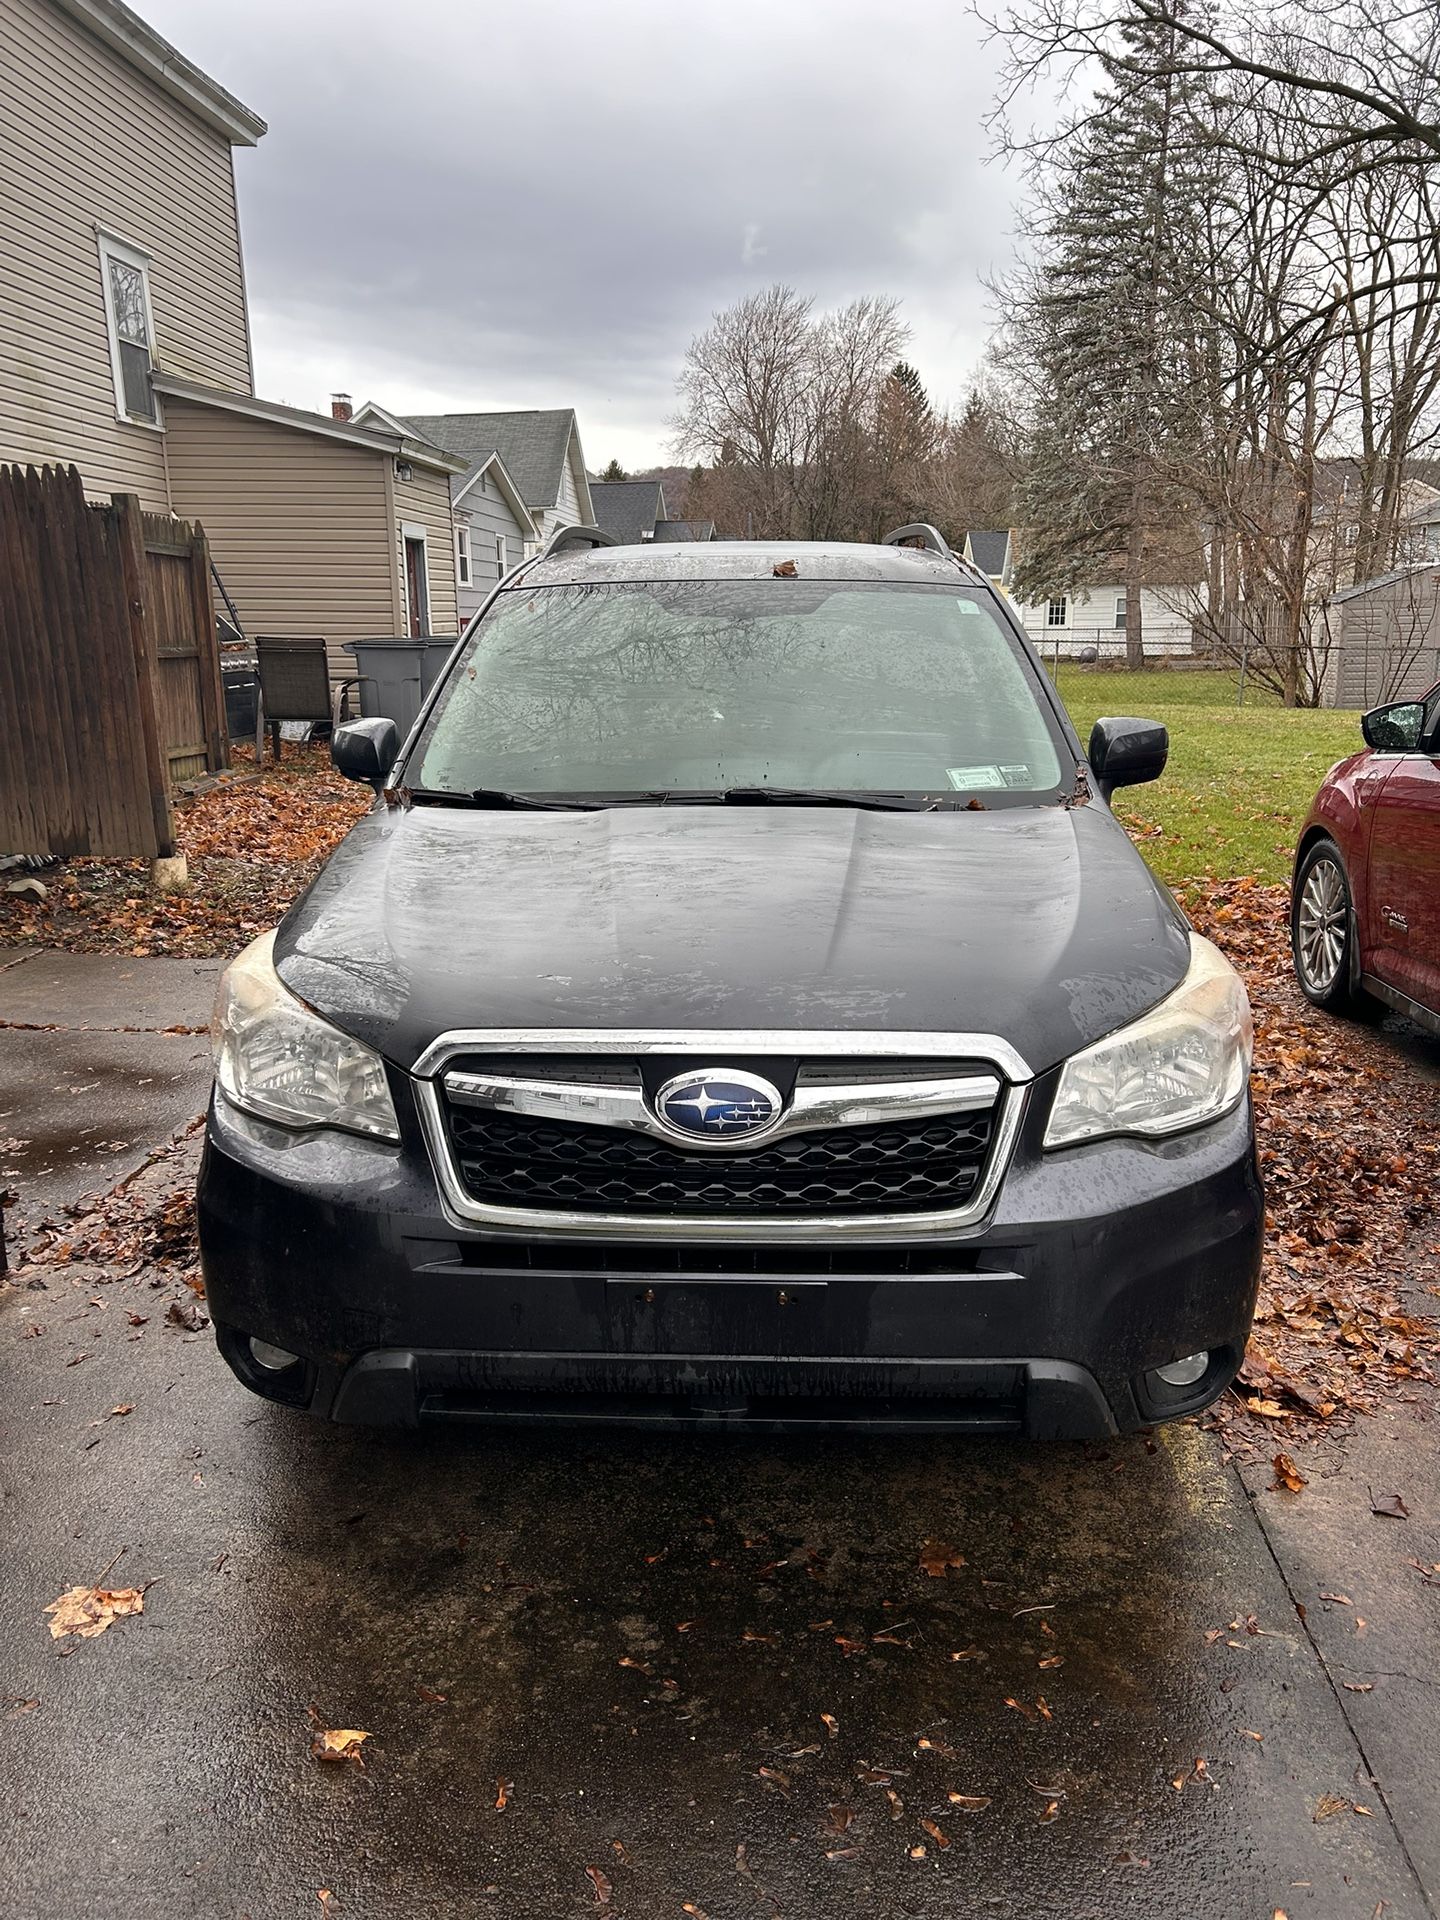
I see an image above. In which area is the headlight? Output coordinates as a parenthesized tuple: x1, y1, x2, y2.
(1044, 933, 1252, 1149)
(212, 929, 400, 1141)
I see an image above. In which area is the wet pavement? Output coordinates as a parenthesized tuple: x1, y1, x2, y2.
(0, 950, 219, 1229)
(2, 952, 1438, 1919)
(1, 1283, 1432, 1920)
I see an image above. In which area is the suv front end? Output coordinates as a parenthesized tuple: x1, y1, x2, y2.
(198, 532, 1263, 1436)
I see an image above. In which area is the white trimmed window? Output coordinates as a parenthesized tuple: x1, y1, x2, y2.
(455, 524, 472, 587)
(496, 533, 508, 575)
(98, 232, 158, 424)
(1114, 591, 1127, 630)
(1046, 596, 1068, 627)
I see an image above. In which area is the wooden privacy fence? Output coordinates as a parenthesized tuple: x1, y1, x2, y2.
(0, 463, 227, 860)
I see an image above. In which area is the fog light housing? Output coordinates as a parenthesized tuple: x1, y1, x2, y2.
(249, 1336, 301, 1373)
(1154, 1350, 1209, 1389)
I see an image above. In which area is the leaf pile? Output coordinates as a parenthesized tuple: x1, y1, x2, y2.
(0, 744, 368, 957)
(1184, 877, 1440, 1435)
(20, 1142, 200, 1281)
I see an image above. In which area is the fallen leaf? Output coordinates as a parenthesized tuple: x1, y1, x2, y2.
(681, 1906, 709, 1919)
(1038, 1798, 1061, 1823)
(919, 1540, 966, 1577)
(824, 1805, 855, 1834)
(825, 1846, 860, 1862)
(758, 1766, 790, 1794)
(949, 1645, 985, 1662)
(494, 1776, 513, 1809)
(1342, 1681, 1374, 1693)
(109, 1404, 134, 1418)
(834, 1635, 867, 1657)
(741, 1627, 776, 1644)
(584, 1865, 612, 1905)
(772, 559, 798, 577)
(821, 1712, 839, 1737)
(1272, 1452, 1307, 1493)
(1241, 1728, 1264, 1742)
(3, 1697, 39, 1718)
(947, 1792, 992, 1811)
(1370, 1492, 1411, 1520)
(1313, 1792, 1349, 1822)
(308, 1714, 371, 1768)
(920, 1818, 951, 1849)
(45, 1584, 144, 1640)
(1038, 1655, 1064, 1670)
(908, 1845, 927, 1860)
(884, 1787, 905, 1820)
(317, 1893, 340, 1916)
(417, 1685, 448, 1704)
(1318, 1592, 1352, 1605)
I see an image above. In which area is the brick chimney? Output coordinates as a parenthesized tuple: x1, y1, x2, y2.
(331, 393, 353, 423)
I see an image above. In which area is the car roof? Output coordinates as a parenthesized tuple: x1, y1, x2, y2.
(514, 538, 991, 591)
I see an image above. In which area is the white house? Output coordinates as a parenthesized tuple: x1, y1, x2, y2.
(1012, 583, 1199, 658)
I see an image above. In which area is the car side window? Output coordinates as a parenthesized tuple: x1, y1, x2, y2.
(1426, 686, 1440, 750)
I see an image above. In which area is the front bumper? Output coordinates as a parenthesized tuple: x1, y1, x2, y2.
(197, 1076, 1264, 1438)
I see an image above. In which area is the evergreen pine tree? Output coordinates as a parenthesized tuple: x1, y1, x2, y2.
(1009, 10, 1216, 666)
(598, 458, 628, 483)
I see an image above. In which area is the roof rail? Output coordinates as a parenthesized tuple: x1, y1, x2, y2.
(882, 523, 953, 557)
(541, 522, 619, 557)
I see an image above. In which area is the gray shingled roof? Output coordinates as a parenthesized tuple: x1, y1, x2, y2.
(654, 519, 716, 542)
(965, 529, 1010, 577)
(590, 479, 665, 544)
(402, 410, 578, 509)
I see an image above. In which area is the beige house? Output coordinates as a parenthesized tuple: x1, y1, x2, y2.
(1, 0, 463, 674)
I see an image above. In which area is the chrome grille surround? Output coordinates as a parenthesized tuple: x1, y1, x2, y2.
(410, 1029, 1031, 1241)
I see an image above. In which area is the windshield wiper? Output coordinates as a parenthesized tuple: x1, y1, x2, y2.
(405, 786, 609, 812)
(717, 787, 940, 812)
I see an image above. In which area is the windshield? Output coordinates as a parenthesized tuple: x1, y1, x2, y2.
(410, 578, 1069, 803)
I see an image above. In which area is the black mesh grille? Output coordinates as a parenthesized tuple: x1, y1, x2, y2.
(440, 1103, 996, 1215)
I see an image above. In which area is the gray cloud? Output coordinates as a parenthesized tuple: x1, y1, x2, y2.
(145, 0, 1018, 466)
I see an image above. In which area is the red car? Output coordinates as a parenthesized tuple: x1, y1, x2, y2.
(1291, 682, 1440, 1033)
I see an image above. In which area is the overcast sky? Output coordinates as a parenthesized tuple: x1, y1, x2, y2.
(143, 0, 1021, 471)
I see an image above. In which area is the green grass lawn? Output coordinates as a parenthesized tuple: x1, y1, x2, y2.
(1049, 666, 1363, 887)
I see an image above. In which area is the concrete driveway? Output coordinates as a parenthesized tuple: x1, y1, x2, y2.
(0, 948, 220, 1246)
(2, 951, 1437, 1919)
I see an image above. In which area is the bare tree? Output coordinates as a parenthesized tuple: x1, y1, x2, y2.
(672, 287, 908, 542)
(671, 285, 816, 536)
(985, 1, 1440, 337)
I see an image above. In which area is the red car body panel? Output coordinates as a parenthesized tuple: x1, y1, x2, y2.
(1295, 681, 1440, 1022)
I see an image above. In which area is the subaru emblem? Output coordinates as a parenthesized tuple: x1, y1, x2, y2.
(653, 1068, 783, 1147)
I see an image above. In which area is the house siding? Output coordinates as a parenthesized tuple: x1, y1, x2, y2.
(555, 446, 582, 526)
(164, 399, 397, 679)
(1015, 586, 1196, 657)
(394, 462, 460, 636)
(0, 0, 254, 510)
(454, 477, 532, 621)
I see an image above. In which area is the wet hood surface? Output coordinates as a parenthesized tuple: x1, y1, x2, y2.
(274, 802, 1191, 1077)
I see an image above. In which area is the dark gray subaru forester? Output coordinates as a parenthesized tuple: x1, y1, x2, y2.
(199, 525, 1262, 1435)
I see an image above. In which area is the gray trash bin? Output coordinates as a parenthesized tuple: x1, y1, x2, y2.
(341, 637, 459, 738)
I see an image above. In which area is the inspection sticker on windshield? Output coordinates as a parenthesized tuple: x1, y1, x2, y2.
(946, 765, 1007, 790)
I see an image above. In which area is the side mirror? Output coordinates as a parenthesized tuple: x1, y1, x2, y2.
(331, 717, 398, 791)
(1361, 701, 1425, 752)
(1088, 715, 1168, 800)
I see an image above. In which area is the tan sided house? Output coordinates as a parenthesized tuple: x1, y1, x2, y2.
(1, 0, 464, 678)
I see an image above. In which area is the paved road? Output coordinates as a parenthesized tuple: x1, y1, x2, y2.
(2, 954, 1438, 1920)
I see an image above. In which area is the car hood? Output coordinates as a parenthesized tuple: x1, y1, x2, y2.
(274, 802, 1191, 1079)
